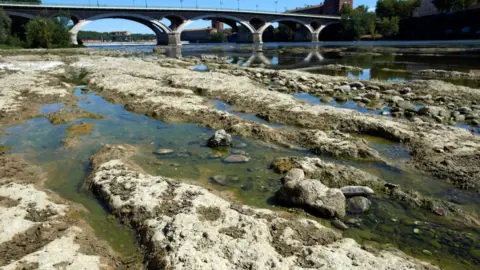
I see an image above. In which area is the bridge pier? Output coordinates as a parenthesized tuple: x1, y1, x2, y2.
(167, 32, 182, 46)
(252, 32, 263, 44)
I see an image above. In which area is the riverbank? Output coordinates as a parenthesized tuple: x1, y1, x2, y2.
(1, 48, 479, 268)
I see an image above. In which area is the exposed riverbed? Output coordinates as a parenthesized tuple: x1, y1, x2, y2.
(0, 45, 479, 269)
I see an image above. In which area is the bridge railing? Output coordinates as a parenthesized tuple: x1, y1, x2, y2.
(0, 1, 282, 13)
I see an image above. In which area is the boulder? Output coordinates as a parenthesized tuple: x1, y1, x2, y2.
(276, 179, 346, 219)
(347, 196, 372, 214)
(283, 168, 305, 183)
(340, 186, 375, 197)
(206, 129, 232, 147)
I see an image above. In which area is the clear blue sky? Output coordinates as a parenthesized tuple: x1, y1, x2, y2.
(43, 0, 377, 33)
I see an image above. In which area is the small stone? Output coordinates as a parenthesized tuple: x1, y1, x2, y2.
(207, 130, 232, 147)
(400, 87, 411, 94)
(154, 149, 174, 155)
(210, 175, 228, 186)
(390, 96, 404, 103)
(331, 218, 349, 230)
(413, 228, 421, 234)
(422, 250, 432, 256)
(223, 155, 250, 164)
(347, 196, 371, 214)
(231, 149, 246, 155)
(340, 186, 375, 197)
(283, 168, 305, 183)
(255, 73, 262, 78)
(397, 100, 417, 112)
(349, 81, 364, 89)
(458, 106, 472, 114)
(334, 85, 351, 93)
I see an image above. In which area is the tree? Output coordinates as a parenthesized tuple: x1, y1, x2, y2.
(26, 17, 72, 48)
(0, 8, 12, 44)
(433, 0, 477, 12)
(377, 16, 400, 36)
(210, 31, 227, 43)
(341, 5, 377, 40)
(376, 0, 420, 19)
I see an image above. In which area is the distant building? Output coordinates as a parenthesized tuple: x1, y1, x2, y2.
(286, 0, 353, 16)
(212, 19, 224, 30)
(413, 0, 480, 17)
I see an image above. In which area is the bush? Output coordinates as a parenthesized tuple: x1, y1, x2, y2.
(0, 8, 12, 44)
(26, 17, 72, 48)
(210, 31, 227, 43)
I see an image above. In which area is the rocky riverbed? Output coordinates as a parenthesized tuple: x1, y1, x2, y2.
(0, 49, 479, 269)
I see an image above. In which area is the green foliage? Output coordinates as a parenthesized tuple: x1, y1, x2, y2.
(26, 17, 72, 48)
(210, 31, 227, 43)
(377, 16, 400, 36)
(433, 0, 477, 12)
(376, 0, 420, 19)
(341, 5, 377, 40)
(78, 30, 156, 42)
(0, 8, 12, 44)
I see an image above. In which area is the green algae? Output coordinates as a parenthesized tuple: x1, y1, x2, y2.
(45, 109, 105, 125)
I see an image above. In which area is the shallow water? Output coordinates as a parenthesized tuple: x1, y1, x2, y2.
(1, 84, 479, 267)
(89, 43, 480, 88)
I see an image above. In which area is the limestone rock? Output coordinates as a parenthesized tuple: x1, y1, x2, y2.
(283, 168, 305, 183)
(276, 179, 346, 219)
(206, 129, 232, 147)
(347, 196, 372, 214)
(86, 144, 440, 270)
(223, 155, 249, 163)
(341, 186, 375, 197)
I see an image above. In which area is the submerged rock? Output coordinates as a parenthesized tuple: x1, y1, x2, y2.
(347, 196, 372, 214)
(276, 178, 346, 219)
(154, 148, 175, 155)
(206, 129, 232, 147)
(223, 155, 250, 164)
(331, 218, 349, 230)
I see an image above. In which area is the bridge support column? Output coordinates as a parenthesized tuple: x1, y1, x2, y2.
(253, 32, 263, 44)
(69, 20, 91, 45)
(167, 32, 182, 46)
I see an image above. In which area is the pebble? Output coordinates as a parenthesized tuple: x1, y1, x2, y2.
(231, 149, 246, 155)
(154, 149, 175, 155)
(340, 186, 375, 197)
(331, 219, 349, 230)
(422, 250, 432, 256)
(223, 155, 250, 164)
(413, 228, 421, 234)
(210, 175, 228, 186)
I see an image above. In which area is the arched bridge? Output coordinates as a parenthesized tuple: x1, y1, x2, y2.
(0, 3, 341, 45)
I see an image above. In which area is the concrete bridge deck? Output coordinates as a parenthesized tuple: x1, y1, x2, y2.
(0, 3, 341, 45)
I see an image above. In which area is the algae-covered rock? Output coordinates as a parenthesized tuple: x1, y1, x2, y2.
(45, 109, 105, 125)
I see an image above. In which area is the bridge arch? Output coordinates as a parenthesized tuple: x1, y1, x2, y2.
(176, 14, 255, 33)
(258, 18, 314, 43)
(69, 12, 172, 45)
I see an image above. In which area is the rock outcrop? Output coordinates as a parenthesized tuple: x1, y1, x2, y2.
(87, 144, 438, 269)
